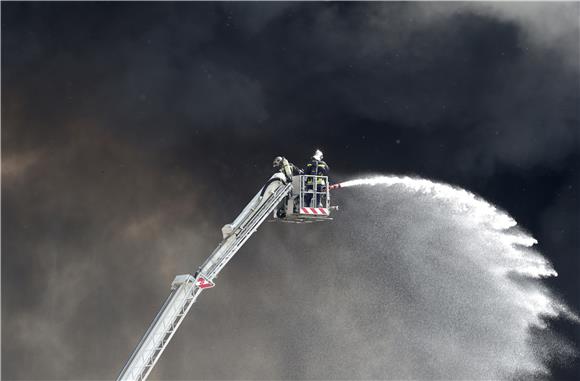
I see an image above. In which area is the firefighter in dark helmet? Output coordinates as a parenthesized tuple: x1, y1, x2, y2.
(304, 149, 329, 207)
(272, 156, 302, 182)
(272, 156, 303, 218)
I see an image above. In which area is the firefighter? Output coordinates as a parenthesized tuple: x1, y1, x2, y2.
(272, 156, 303, 218)
(304, 149, 329, 207)
(273, 156, 302, 182)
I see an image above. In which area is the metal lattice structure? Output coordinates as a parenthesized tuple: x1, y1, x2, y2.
(118, 173, 333, 381)
(118, 175, 293, 381)
(118, 275, 201, 381)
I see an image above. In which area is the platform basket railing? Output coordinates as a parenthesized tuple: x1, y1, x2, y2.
(299, 175, 330, 209)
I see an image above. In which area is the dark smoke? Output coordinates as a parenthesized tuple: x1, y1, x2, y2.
(2, 2, 579, 380)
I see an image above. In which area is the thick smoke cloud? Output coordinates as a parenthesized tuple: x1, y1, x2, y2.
(2, 2, 579, 380)
(4, 3, 578, 173)
(2, 125, 212, 378)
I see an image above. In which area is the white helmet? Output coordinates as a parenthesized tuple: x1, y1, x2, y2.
(313, 149, 323, 161)
(273, 156, 283, 168)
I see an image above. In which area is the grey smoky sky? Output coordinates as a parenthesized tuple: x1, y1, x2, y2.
(2, 2, 579, 380)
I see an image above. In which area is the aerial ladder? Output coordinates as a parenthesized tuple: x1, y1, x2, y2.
(117, 172, 335, 381)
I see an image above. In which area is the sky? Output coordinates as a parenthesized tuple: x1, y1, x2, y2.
(2, 2, 579, 380)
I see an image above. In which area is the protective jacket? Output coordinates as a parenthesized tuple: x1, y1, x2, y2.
(304, 158, 330, 185)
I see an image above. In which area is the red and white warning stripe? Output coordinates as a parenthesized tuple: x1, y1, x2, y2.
(300, 207, 329, 216)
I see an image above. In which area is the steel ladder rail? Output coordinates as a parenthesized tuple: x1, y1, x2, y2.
(118, 279, 202, 381)
(203, 182, 292, 279)
(118, 181, 292, 381)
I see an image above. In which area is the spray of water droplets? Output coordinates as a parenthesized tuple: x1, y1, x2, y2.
(340, 176, 555, 280)
(320, 175, 577, 377)
(158, 175, 578, 380)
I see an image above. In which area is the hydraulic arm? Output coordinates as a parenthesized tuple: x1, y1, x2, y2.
(117, 173, 293, 381)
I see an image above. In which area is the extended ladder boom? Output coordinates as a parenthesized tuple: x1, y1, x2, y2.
(118, 174, 292, 381)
